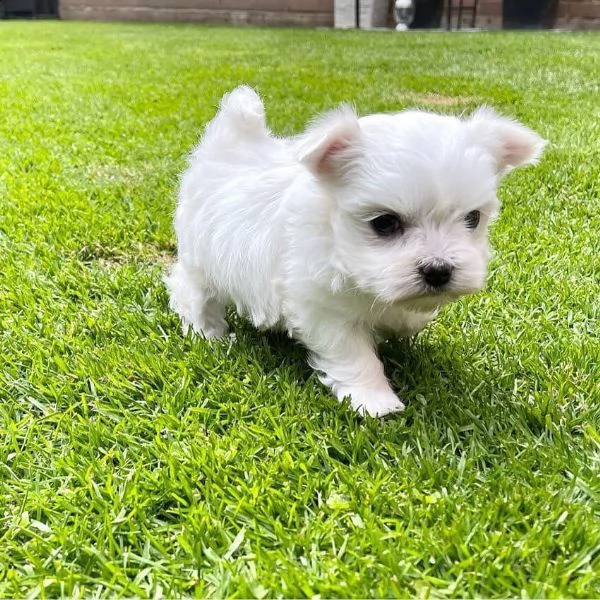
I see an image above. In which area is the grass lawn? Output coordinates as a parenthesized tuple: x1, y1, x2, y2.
(0, 20, 599, 597)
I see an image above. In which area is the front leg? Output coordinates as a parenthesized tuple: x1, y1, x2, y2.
(301, 321, 405, 417)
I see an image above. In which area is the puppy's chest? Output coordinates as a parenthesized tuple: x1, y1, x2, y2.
(371, 305, 436, 339)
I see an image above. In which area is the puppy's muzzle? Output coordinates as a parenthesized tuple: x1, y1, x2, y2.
(419, 259, 454, 289)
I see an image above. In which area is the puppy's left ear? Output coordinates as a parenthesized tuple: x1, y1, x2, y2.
(296, 105, 362, 179)
(467, 107, 547, 175)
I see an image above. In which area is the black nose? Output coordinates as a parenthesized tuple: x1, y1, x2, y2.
(419, 261, 453, 288)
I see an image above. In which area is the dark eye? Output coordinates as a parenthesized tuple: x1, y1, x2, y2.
(464, 210, 481, 229)
(370, 214, 404, 237)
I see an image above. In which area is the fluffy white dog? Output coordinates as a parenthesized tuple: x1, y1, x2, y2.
(166, 86, 545, 417)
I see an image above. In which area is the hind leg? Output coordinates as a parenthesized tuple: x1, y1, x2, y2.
(164, 262, 228, 338)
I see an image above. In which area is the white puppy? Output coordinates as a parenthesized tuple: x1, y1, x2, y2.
(166, 86, 545, 417)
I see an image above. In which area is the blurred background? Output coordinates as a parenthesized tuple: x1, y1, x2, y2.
(0, 0, 598, 30)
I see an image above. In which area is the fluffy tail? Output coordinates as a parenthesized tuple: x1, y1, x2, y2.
(200, 86, 270, 151)
(180, 86, 276, 200)
(220, 85, 266, 133)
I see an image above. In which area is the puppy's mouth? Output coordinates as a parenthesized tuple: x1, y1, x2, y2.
(422, 284, 463, 299)
(364, 267, 487, 312)
(396, 284, 477, 312)
(398, 291, 454, 312)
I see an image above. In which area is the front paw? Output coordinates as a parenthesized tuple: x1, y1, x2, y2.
(338, 387, 406, 418)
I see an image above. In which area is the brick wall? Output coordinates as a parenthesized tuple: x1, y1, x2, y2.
(59, 0, 334, 27)
(474, 0, 502, 28)
(555, 0, 600, 28)
(58, 0, 599, 29)
(473, 0, 600, 29)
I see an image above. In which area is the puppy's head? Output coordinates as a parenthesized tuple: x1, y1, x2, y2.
(296, 105, 546, 311)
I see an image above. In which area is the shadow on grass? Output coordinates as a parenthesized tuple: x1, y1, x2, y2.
(178, 313, 554, 478)
(230, 314, 509, 430)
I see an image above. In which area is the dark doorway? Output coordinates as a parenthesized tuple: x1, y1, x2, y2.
(37, 0, 59, 16)
(503, 0, 556, 28)
(411, 0, 444, 28)
(2, 0, 59, 18)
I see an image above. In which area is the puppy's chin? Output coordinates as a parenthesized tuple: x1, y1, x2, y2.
(390, 282, 485, 313)
(398, 292, 459, 313)
(398, 295, 451, 313)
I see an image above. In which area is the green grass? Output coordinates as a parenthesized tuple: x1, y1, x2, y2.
(0, 20, 599, 598)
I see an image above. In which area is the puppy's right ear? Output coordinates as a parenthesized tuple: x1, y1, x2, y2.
(296, 106, 362, 179)
(466, 107, 547, 175)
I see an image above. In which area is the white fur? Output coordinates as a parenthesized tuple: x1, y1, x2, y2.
(165, 86, 546, 417)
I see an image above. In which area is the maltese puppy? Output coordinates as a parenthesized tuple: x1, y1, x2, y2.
(166, 86, 545, 417)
